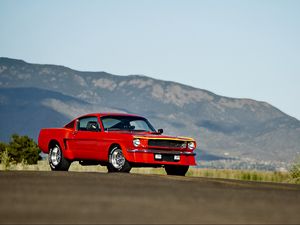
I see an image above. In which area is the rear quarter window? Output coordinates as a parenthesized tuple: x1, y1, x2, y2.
(64, 121, 75, 129)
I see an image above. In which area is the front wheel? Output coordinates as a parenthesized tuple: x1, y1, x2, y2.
(49, 143, 71, 171)
(165, 165, 189, 176)
(107, 146, 131, 173)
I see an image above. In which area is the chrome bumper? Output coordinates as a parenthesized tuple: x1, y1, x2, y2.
(127, 149, 196, 155)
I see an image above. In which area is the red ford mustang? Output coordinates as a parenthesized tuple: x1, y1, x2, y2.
(38, 113, 197, 176)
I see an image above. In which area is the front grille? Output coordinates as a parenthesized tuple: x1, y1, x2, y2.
(148, 139, 186, 148)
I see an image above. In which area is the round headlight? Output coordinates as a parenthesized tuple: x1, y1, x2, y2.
(133, 138, 140, 147)
(187, 141, 195, 150)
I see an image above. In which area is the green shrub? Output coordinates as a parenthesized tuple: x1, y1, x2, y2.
(241, 172, 251, 181)
(0, 134, 41, 165)
(289, 158, 300, 184)
(0, 142, 8, 166)
(0, 142, 7, 157)
(1, 148, 11, 170)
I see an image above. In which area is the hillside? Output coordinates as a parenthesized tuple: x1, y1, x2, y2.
(1, 57, 300, 170)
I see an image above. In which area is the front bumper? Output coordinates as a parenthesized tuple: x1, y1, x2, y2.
(126, 148, 196, 166)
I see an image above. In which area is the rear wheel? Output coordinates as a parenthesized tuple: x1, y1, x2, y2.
(49, 143, 71, 171)
(165, 165, 189, 176)
(107, 146, 131, 173)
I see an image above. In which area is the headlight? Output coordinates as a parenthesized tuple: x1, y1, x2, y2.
(187, 141, 195, 150)
(133, 138, 140, 147)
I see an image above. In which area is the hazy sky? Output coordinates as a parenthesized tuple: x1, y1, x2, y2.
(1, 0, 300, 119)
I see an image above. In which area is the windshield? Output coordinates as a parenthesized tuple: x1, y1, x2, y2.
(101, 116, 156, 132)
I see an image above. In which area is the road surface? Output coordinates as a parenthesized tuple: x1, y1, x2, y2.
(0, 171, 300, 224)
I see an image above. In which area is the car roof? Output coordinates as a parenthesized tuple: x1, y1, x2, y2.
(77, 112, 144, 119)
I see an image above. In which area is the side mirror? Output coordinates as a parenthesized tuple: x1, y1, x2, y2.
(157, 128, 163, 134)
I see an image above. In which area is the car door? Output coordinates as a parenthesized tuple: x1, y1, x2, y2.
(69, 116, 102, 160)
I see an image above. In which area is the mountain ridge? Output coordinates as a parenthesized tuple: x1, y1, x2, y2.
(0, 57, 279, 107)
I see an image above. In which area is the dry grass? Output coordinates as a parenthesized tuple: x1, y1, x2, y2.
(0, 160, 295, 184)
(187, 168, 291, 183)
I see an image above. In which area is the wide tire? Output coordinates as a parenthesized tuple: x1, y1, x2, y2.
(49, 143, 71, 171)
(165, 165, 189, 176)
(107, 146, 131, 173)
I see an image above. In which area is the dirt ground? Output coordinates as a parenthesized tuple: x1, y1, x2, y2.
(0, 171, 300, 224)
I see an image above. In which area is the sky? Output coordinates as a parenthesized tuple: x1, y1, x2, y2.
(1, 0, 300, 119)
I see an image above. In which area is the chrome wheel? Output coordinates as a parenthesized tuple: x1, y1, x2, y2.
(110, 148, 125, 170)
(50, 145, 61, 166)
(48, 143, 71, 171)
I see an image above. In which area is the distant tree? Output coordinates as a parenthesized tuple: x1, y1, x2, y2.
(7, 134, 40, 164)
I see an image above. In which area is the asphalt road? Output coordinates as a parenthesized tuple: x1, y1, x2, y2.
(0, 171, 300, 224)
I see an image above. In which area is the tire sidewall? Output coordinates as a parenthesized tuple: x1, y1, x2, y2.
(108, 146, 131, 172)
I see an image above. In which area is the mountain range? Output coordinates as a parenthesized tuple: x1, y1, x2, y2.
(1, 57, 300, 170)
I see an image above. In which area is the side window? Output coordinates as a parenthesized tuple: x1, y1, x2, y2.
(77, 117, 100, 132)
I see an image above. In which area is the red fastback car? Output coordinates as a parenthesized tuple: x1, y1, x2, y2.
(38, 113, 197, 176)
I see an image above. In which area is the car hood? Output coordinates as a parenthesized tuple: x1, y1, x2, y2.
(105, 131, 195, 142)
